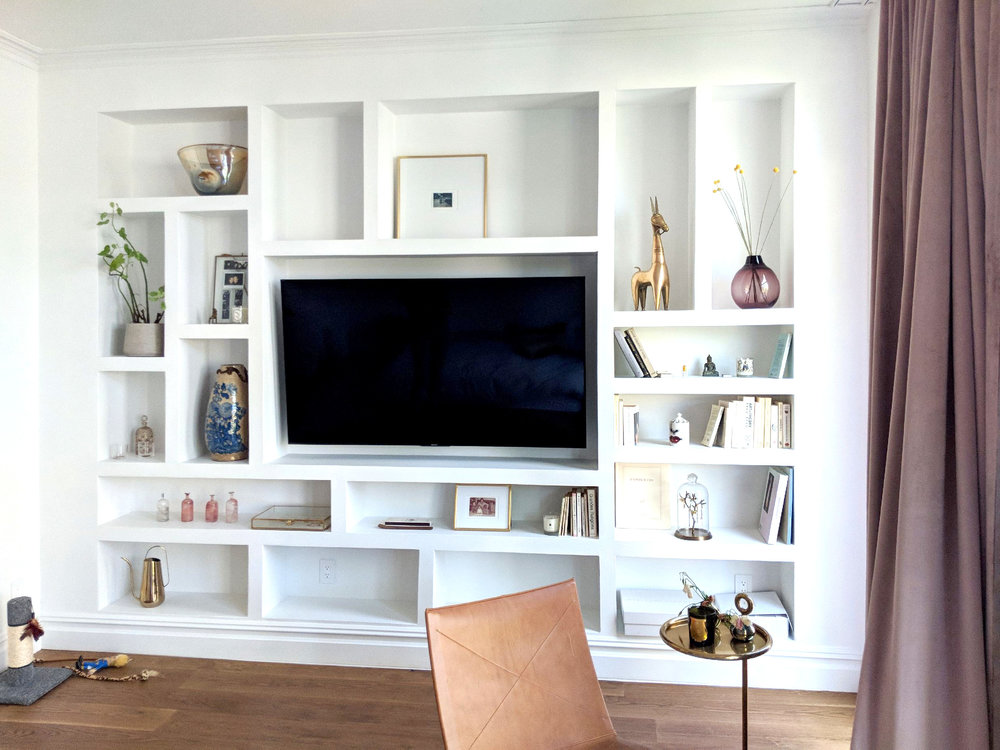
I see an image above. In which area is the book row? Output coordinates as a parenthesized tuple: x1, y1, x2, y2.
(558, 487, 599, 538)
(613, 396, 793, 449)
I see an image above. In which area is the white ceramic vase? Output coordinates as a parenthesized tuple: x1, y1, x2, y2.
(123, 323, 164, 357)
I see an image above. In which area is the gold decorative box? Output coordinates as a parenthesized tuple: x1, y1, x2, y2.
(250, 505, 331, 531)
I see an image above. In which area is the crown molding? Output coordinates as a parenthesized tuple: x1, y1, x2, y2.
(28, 6, 873, 71)
(0, 30, 40, 70)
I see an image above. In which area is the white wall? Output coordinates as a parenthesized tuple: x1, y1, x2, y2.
(0, 43, 39, 667)
(26, 9, 874, 689)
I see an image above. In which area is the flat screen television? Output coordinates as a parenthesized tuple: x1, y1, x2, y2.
(279, 276, 588, 449)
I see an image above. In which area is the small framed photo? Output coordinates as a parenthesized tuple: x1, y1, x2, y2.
(211, 255, 248, 324)
(453, 484, 511, 531)
(395, 154, 487, 239)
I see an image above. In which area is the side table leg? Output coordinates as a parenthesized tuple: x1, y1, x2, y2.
(742, 659, 748, 750)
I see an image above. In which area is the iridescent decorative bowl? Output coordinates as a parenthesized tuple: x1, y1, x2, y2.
(177, 144, 248, 195)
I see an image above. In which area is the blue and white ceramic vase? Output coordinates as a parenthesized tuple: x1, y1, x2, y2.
(204, 363, 248, 461)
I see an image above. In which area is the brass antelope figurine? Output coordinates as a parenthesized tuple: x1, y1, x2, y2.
(631, 197, 670, 311)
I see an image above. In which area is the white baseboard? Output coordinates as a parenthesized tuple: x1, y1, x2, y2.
(41, 615, 860, 692)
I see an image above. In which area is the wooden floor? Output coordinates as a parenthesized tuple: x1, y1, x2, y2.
(0, 650, 855, 748)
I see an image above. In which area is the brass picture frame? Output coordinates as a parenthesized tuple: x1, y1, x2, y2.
(453, 483, 511, 531)
(395, 154, 487, 239)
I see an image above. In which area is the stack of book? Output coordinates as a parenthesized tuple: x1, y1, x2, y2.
(558, 487, 599, 538)
(700, 397, 792, 449)
(614, 328, 659, 377)
(613, 395, 640, 446)
(759, 466, 794, 544)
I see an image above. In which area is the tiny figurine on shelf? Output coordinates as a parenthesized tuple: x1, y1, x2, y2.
(156, 493, 169, 522)
(205, 494, 219, 523)
(134, 415, 154, 458)
(736, 357, 754, 377)
(679, 572, 719, 648)
(675, 473, 712, 540)
(669, 413, 689, 446)
(225, 492, 238, 524)
(181, 493, 194, 522)
(702, 355, 720, 377)
(630, 197, 671, 311)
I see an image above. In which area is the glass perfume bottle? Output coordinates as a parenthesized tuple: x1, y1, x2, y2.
(156, 493, 169, 522)
(205, 494, 218, 523)
(135, 415, 154, 458)
(225, 492, 238, 523)
(181, 492, 194, 522)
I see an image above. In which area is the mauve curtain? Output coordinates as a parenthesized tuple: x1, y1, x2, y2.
(853, 1, 1000, 748)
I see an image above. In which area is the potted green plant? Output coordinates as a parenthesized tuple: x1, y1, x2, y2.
(98, 202, 165, 356)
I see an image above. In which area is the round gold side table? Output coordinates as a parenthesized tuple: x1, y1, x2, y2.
(660, 616, 773, 750)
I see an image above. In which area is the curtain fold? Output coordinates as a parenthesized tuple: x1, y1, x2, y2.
(854, 1, 999, 748)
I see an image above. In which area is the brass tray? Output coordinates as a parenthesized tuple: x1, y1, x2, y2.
(250, 505, 331, 531)
(660, 616, 772, 661)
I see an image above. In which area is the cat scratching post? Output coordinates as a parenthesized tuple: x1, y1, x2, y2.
(0, 596, 71, 705)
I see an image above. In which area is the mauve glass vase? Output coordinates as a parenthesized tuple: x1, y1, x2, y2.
(731, 254, 780, 309)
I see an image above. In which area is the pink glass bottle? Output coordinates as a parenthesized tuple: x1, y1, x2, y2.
(181, 493, 194, 522)
(225, 492, 238, 524)
(205, 494, 219, 523)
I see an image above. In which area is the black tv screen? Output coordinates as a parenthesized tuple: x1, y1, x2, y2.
(279, 276, 588, 449)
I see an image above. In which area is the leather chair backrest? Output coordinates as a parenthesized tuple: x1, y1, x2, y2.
(425, 579, 617, 749)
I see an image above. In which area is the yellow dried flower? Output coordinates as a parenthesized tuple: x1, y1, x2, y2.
(772, 167, 780, 173)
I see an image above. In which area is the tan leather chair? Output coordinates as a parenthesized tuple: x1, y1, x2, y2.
(425, 579, 639, 749)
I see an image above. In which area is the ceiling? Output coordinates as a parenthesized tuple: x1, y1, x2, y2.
(0, 0, 864, 53)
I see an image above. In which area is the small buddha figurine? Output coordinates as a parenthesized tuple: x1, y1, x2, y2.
(702, 355, 720, 377)
(135, 415, 155, 457)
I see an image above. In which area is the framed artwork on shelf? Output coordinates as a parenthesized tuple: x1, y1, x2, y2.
(395, 154, 487, 239)
(453, 484, 511, 531)
(614, 463, 673, 530)
(210, 254, 248, 324)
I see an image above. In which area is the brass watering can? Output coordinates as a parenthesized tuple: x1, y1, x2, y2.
(122, 545, 169, 608)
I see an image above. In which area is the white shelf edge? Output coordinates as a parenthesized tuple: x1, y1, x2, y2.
(99, 195, 250, 214)
(100, 591, 247, 619)
(261, 235, 600, 257)
(613, 376, 796, 396)
(176, 323, 251, 340)
(612, 308, 795, 328)
(614, 526, 796, 562)
(614, 443, 795, 466)
(97, 356, 166, 372)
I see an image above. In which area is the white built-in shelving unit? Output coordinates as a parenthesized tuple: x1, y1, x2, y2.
(91, 82, 802, 656)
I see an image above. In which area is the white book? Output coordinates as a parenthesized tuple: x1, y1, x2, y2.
(622, 404, 639, 446)
(614, 329, 644, 377)
(781, 402, 792, 448)
(586, 487, 598, 538)
(758, 467, 789, 543)
(730, 399, 755, 449)
(769, 404, 779, 449)
(701, 403, 724, 447)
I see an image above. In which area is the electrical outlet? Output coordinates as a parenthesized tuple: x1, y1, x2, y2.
(319, 559, 335, 584)
(734, 574, 752, 594)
